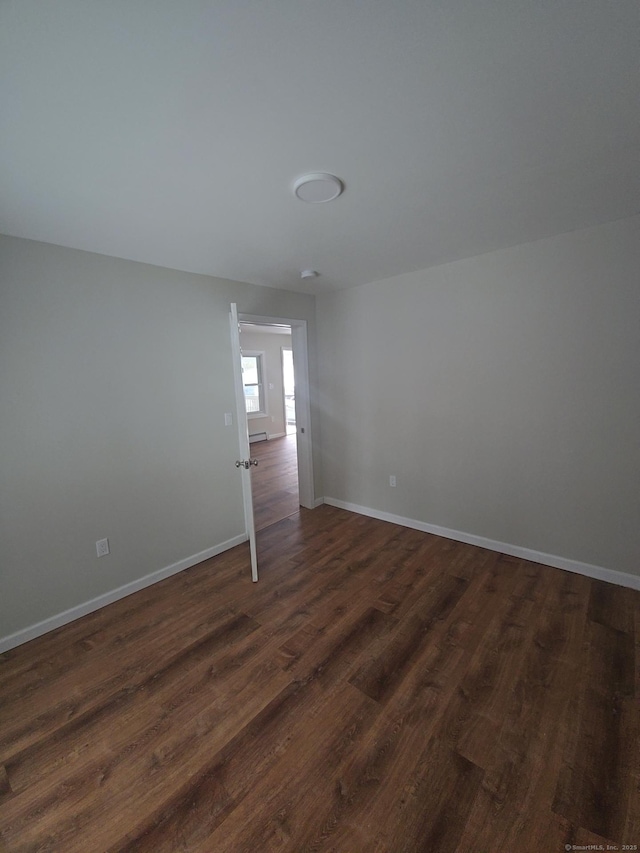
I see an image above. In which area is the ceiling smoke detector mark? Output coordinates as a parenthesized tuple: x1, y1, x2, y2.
(293, 173, 344, 203)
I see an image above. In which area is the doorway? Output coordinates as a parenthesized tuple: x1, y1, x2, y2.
(236, 314, 314, 536)
(238, 322, 298, 531)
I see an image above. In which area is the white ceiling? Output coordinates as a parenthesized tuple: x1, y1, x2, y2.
(1, 1, 638, 295)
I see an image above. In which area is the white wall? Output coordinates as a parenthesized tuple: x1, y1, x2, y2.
(317, 216, 640, 577)
(3, 214, 638, 646)
(239, 328, 292, 439)
(0, 235, 318, 643)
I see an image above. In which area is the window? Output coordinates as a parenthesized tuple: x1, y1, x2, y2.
(241, 352, 266, 416)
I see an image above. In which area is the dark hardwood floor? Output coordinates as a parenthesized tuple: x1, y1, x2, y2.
(250, 434, 299, 531)
(1, 505, 639, 852)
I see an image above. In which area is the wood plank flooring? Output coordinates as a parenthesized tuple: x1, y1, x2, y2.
(1, 505, 639, 852)
(250, 434, 299, 531)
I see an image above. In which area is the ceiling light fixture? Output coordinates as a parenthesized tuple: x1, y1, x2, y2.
(300, 269, 319, 280)
(293, 173, 344, 203)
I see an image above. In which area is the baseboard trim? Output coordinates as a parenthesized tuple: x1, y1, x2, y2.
(268, 432, 286, 440)
(313, 497, 325, 508)
(0, 533, 248, 654)
(323, 497, 640, 592)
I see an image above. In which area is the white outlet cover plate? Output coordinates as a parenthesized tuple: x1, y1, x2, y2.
(96, 538, 110, 557)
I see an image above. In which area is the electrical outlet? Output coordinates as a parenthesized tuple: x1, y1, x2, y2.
(224, 412, 233, 426)
(389, 475, 396, 487)
(96, 538, 110, 557)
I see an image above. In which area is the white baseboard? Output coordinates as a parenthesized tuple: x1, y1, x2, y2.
(313, 497, 325, 508)
(268, 432, 286, 440)
(0, 533, 248, 654)
(323, 497, 640, 592)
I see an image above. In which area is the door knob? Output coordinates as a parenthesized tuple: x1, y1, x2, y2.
(235, 459, 259, 469)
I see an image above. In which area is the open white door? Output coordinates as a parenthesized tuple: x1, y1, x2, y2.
(229, 303, 258, 582)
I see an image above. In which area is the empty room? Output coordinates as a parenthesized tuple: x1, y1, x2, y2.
(1, 2, 639, 852)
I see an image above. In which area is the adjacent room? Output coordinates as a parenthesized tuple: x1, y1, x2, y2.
(239, 321, 300, 531)
(1, 1, 639, 851)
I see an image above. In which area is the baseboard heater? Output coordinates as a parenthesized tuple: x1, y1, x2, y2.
(249, 431, 268, 443)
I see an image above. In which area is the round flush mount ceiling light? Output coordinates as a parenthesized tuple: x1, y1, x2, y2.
(293, 173, 344, 203)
